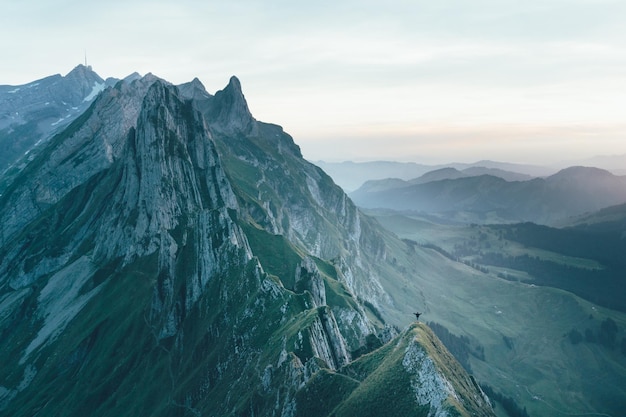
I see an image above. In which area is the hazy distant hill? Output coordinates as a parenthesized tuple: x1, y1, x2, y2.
(409, 167, 533, 186)
(316, 160, 552, 191)
(561, 154, 626, 176)
(460, 166, 533, 182)
(409, 167, 468, 184)
(313, 160, 435, 191)
(351, 166, 626, 225)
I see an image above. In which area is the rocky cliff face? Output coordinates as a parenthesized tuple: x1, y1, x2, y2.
(0, 72, 494, 417)
(181, 77, 393, 311)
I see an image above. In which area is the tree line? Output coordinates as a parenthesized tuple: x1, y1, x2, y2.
(567, 317, 626, 355)
(477, 252, 625, 312)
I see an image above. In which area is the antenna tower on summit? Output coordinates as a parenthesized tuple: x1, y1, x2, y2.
(84, 50, 92, 70)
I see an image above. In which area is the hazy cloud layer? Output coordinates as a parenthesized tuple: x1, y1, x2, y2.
(2, 0, 625, 163)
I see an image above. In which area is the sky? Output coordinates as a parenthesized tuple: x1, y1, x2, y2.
(1, 0, 626, 165)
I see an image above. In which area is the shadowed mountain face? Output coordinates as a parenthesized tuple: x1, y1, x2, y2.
(0, 73, 494, 417)
(350, 167, 626, 225)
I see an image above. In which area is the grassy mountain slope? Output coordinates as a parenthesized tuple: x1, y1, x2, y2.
(334, 323, 493, 417)
(368, 209, 626, 416)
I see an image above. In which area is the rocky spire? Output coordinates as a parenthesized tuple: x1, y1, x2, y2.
(206, 76, 257, 135)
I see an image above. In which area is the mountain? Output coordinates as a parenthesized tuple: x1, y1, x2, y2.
(566, 202, 626, 232)
(3, 69, 624, 417)
(350, 167, 626, 225)
(460, 166, 533, 182)
(315, 160, 551, 191)
(0, 65, 119, 173)
(0, 73, 494, 417)
(353, 167, 533, 195)
(313, 161, 436, 192)
(559, 153, 626, 176)
(409, 167, 468, 185)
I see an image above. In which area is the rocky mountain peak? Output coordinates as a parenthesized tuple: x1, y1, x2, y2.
(65, 64, 102, 81)
(62, 64, 106, 101)
(205, 75, 257, 135)
(226, 74, 243, 92)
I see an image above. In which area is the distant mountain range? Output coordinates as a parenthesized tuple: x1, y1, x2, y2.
(350, 166, 626, 225)
(315, 160, 557, 192)
(316, 158, 626, 192)
(561, 154, 626, 176)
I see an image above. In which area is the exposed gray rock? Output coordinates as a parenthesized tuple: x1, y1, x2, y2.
(0, 65, 113, 173)
(295, 257, 326, 307)
(0, 76, 162, 290)
(403, 339, 457, 417)
(319, 306, 351, 368)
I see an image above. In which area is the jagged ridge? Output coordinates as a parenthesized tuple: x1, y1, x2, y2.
(0, 73, 494, 417)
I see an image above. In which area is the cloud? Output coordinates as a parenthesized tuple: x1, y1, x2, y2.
(2, 0, 626, 163)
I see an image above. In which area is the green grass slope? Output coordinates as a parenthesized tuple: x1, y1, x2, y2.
(366, 209, 626, 416)
(330, 323, 493, 417)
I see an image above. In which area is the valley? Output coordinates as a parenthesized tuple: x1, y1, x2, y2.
(317, 145, 626, 417)
(365, 207, 626, 416)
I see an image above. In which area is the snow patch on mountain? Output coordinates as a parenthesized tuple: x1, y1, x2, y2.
(83, 81, 105, 102)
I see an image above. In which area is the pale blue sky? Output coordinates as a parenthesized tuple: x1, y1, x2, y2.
(2, 0, 626, 164)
